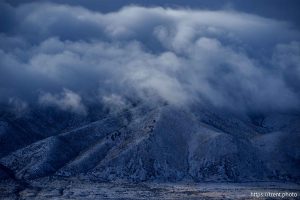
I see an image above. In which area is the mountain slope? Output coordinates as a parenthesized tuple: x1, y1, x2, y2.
(0, 104, 299, 183)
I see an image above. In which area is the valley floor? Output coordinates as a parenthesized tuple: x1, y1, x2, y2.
(0, 178, 299, 199)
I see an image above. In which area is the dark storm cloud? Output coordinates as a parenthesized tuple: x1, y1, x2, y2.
(0, 2, 299, 114)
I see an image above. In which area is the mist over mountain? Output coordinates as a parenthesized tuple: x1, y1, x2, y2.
(0, 1, 300, 199)
(1, 1, 300, 116)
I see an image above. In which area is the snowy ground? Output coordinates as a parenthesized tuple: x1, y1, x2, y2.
(0, 178, 299, 199)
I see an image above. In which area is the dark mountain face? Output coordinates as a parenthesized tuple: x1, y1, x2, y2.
(1, 103, 299, 183)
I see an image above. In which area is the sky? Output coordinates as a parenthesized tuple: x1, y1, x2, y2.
(0, 0, 300, 116)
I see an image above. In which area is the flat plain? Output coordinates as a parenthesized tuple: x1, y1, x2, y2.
(1, 178, 299, 200)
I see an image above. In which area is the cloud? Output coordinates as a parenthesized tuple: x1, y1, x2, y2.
(102, 94, 131, 113)
(8, 97, 28, 117)
(272, 41, 300, 93)
(0, 3, 299, 115)
(38, 89, 87, 114)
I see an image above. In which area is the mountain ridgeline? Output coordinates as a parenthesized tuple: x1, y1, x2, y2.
(0, 103, 299, 183)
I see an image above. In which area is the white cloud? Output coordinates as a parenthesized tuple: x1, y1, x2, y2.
(0, 4, 300, 114)
(38, 89, 87, 114)
(102, 94, 130, 113)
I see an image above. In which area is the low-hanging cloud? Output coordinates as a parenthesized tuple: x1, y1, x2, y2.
(0, 2, 299, 115)
(38, 89, 87, 115)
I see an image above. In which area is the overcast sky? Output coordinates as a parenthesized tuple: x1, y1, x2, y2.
(4, 0, 300, 26)
(0, 0, 299, 116)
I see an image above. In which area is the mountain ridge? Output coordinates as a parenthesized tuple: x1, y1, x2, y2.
(0, 104, 299, 183)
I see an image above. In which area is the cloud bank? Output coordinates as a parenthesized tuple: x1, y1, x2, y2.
(0, 2, 299, 115)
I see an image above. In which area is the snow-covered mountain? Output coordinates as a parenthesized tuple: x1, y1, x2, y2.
(0, 103, 299, 183)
